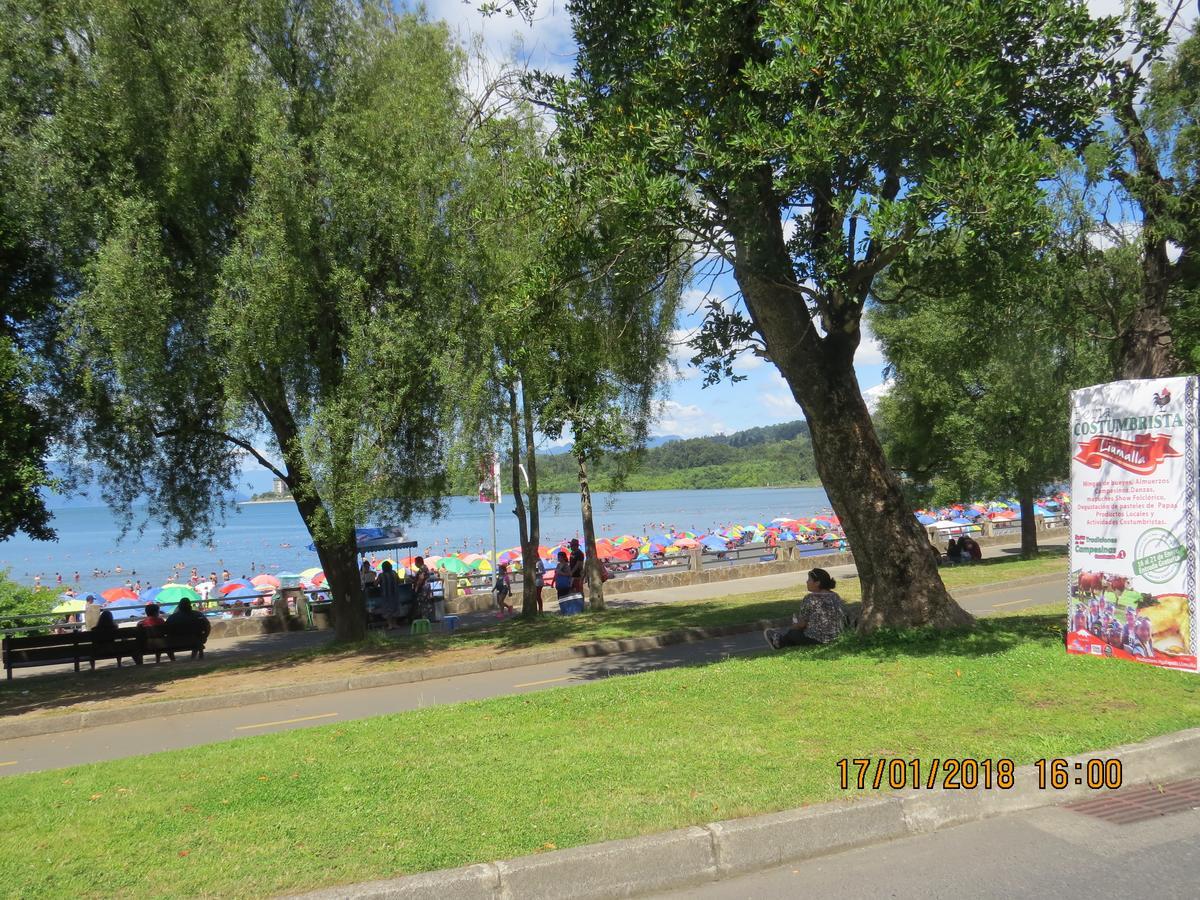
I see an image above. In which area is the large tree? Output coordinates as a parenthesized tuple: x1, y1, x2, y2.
(1093, 1, 1198, 377)
(38, 0, 480, 640)
(0, 1, 73, 542)
(552, 0, 1117, 629)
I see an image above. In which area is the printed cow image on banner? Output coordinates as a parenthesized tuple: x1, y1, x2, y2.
(1067, 376, 1198, 672)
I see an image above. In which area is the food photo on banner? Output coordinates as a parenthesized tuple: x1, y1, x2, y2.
(1067, 376, 1198, 672)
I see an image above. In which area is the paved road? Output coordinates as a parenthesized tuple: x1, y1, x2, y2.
(0, 576, 1062, 776)
(651, 800, 1200, 899)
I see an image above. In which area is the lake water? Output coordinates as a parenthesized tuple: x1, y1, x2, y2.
(0, 486, 832, 595)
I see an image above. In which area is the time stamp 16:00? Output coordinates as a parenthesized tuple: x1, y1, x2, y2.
(836, 758, 1124, 791)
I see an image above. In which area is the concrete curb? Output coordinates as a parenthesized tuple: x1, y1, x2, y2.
(292, 727, 1200, 900)
(0, 618, 786, 741)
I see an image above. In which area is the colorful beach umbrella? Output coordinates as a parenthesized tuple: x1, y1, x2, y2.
(101, 587, 138, 603)
(157, 585, 201, 605)
(251, 574, 281, 589)
(219, 580, 251, 595)
(52, 598, 85, 614)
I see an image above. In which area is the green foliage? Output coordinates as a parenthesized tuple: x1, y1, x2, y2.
(0, 1, 74, 542)
(23, 1, 479, 566)
(871, 234, 1110, 507)
(0, 341, 56, 541)
(0, 569, 51, 629)
(552, 0, 1119, 379)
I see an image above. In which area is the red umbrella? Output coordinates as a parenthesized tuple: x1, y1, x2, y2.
(101, 587, 138, 603)
(219, 580, 251, 595)
(251, 573, 281, 588)
(594, 539, 618, 559)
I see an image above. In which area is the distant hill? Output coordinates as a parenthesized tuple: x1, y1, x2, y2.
(42, 463, 278, 509)
(511, 420, 818, 493)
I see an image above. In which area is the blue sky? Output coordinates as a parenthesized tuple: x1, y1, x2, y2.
(420, 0, 1131, 438)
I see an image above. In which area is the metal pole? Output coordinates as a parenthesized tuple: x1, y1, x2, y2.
(490, 502, 497, 587)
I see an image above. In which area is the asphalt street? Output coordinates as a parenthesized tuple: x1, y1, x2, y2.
(651, 800, 1200, 900)
(0, 575, 1062, 776)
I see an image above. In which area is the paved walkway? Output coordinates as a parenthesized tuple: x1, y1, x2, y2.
(652, 798, 1200, 900)
(0, 575, 1064, 775)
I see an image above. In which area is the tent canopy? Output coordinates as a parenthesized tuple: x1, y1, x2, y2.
(307, 527, 417, 555)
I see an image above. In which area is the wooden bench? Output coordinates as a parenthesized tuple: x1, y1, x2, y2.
(138, 623, 208, 663)
(3, 631, 144, 680)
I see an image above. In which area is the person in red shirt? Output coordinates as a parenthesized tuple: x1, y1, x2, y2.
(138, 603, 166, 628)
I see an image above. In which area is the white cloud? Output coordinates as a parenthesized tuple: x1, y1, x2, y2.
(421, 0, 576, 75)
(667, 327, 701, 381)
(760, 384, 799, 420)
(862, 379, 893, 414)
(856, 319, 887, 366)
(654, 400, 726, 437)
(732, 352, 766, 374)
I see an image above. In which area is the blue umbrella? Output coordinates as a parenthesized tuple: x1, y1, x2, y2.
(140, 587, 162, 604)
(915, 514, 935, 525)
(223, 586, 263, 601)
(700, 534, 727, 551)
(950, 517, 973, 526)
(630, 553, 652, 571)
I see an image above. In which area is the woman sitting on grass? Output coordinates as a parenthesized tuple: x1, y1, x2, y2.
(764, 568, 848, 649)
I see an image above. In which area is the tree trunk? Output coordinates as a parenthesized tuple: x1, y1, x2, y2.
(1117, 262, 1178, 379)
(505, 383, 535, 618)
(576, 452, 605, 610)
(1017, 485, 1039, 559)
(1113, 79, 1181, 379)
(314, 535, 367, 641)
(726, 183, 970, 632)
(522, 381, 542, 616)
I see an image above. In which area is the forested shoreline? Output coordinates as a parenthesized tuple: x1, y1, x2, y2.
(452, 421, 820, 494)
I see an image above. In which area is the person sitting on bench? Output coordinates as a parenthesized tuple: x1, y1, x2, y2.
(166, 598, 211, 643)
(139, 603, 166, 627)
(90, 609, 120, 640)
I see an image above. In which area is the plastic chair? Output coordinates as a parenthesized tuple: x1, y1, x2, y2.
(443, 615, 460, 632)
(410, 618, 431, 635)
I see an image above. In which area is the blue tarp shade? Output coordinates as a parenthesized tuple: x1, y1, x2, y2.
(307, 527, 418, 554)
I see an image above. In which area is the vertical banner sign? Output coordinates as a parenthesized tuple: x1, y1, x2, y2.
(1067, 377, 1198, 672)
(478, 454, 501, 505)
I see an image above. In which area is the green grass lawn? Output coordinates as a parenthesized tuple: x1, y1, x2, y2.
(3, 597, 1198, 898)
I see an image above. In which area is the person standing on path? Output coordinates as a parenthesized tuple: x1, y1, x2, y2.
(569, 538, 585, 597)
(411, 557, 432, 619)
(554, 551, 573, 601)
(764, 568, 848, 649)
(494, 564, 514, 616)
(533, 556, 547, 613)
(375, 560, 403, 629)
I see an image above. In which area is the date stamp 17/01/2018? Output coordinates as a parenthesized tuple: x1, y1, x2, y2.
(836, 757, 1124, 792)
